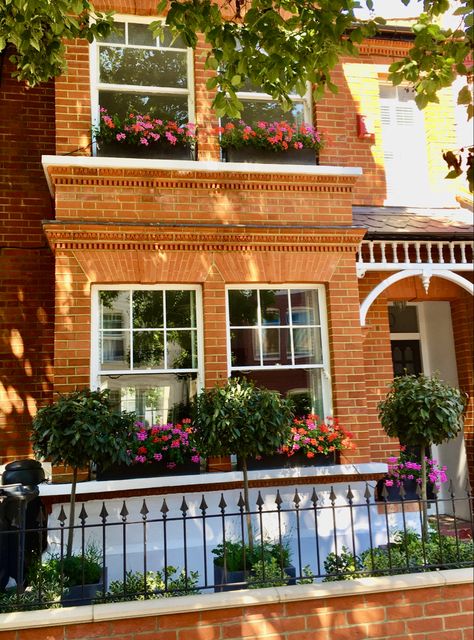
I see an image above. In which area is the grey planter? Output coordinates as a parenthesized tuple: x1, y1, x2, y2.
(96, 141, 195, 160)
(222, 146, 317, 165)
(213, 562, 296, 592)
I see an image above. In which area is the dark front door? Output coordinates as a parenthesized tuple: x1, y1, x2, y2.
(390, 340, 422, 376)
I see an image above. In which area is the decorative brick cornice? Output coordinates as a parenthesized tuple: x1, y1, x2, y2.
(358, 38, 412, 59)
(43, 222, 366, 253)
(49, 168, 357, 193)
(42, 160, 362, 196)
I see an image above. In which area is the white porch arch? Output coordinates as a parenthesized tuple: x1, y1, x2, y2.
(359, 269, 473, 327)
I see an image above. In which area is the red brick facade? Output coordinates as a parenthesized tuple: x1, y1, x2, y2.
(0, 52, 55, 462)
(0, 6, 472, 484)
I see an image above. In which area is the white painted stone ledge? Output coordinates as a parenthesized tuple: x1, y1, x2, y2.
(1, 568, 472, 632)
(37, 462, 388, 498)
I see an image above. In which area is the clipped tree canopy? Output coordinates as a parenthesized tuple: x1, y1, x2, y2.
(193, 377, 293, 461)
(378, 374, 467, 447)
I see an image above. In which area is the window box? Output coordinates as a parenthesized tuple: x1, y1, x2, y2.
(239, 450, 336, 471)
(223, 146, 317, 165)
(96, 459, 201, 481)
(96, 140, 196, 160)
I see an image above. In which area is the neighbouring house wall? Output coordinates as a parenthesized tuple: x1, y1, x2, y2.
(0, 51, 56, 464)
(1, 573, 472, 640)
(451, 295, 474, 487)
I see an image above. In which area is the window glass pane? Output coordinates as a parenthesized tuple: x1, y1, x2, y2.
(231, 328, 260, 366)
(133, 331, 165, 369)
(228, 290, 258, 326)
(290, 289, 320, 324)
(160, 27, 185, 49)
(100, 331, 130, 370)
(132, 291, 163, 328)
(167, 330, 197, 369)
(262, 327, 290, 365)
(166, 290, 195, 328)
(231, 369, 324, 418)
(99, 47, 187, 88)
(293, 327, 323, 364)
(98, 91, 189, 123)
(128, 22, 156, 47)
(97, 22, 125, 44)
(261, 289, 288, 325)
(238, 100, 304, 126)
(100, 290, 130, 329)
(101, 372, 197, 425)
(389, 305, 419, 333)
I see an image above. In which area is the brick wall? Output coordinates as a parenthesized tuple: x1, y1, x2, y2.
(0, 50, 56, 464)
(1, 573, 472, 640)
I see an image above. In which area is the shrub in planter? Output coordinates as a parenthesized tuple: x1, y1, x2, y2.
(193, 377, 293, 548)
(47, 545, 105, 607)
(378, 374, 466, 534)
(212, 539, 294, 591)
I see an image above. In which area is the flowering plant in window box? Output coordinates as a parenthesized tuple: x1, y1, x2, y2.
(93, 108, 197, 159)
(96, 419, 201, 479)
(280, 415, 355, 462)
(218, 120, 324, 165)
(128, 419, 200, 467)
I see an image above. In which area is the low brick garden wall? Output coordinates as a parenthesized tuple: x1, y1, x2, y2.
(0, 569, 472, 640)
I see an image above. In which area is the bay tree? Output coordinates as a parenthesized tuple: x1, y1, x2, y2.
(192, 377, 293, 548)
(31, 388, 135, 557)
(378, 374, 467, 533)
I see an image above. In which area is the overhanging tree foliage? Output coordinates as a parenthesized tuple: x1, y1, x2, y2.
(0, 0, 114, 86)
(153, 0, 473, 189)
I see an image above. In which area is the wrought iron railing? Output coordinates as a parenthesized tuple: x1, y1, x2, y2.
(1, 482, 473, 611)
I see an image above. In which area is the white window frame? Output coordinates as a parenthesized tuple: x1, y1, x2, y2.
(89, 15, 195, 154)
(225, 284, 333, 415)
(90, 284, 204, 390)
